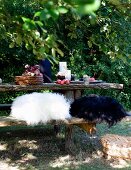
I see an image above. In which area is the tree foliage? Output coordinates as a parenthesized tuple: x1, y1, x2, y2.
(0, 0, 130, 109)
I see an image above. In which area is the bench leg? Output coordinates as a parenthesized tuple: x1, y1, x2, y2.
(76, 122, 96, 135)
(54, 124, 61, 137)
(65, 124, 75, 151)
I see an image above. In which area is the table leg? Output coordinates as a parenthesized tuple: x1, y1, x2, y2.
(64, 90, 74, 102)
(74, 90, 82, 99)
(54, 90, 82, 151)
(64, 90, 82, 151)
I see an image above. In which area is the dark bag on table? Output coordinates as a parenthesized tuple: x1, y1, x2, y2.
(39, 59, 52, 83)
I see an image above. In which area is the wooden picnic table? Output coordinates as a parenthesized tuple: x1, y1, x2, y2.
(0, 82, 124, 150)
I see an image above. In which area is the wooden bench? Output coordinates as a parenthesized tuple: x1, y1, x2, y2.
(0, 115, 97, 150)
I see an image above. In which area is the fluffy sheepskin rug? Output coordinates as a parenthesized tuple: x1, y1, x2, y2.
(70, 94, 129, 127)
(11, 92, 71, 125)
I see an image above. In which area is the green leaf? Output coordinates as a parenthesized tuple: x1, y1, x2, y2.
(35, 21, 43, 27)
(34, 11, 41, 18)
(56, 48, 64, 57)
(39, 47, 45, 54)
(57, 6, 68, 14)
(9, 42, 15, 48)
(40, 9, 51, 21)
(22, 17, 31, 23)
(51, 48, 56, 58)
(88, 41, 92, 48)
(15, 35, 22, 45)
(44, 45, 49, 53)
(48, 9, 59, 19)
(22, 21, 36, 31)
(33, 49, 38, 55)
(77, 0, 101, 14)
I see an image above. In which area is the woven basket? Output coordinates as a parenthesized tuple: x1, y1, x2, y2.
(15, 76, 43, 85)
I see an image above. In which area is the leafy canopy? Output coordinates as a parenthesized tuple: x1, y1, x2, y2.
(0, 0, 130, 109)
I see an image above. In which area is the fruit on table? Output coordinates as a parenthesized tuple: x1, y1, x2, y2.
(56, 79, 70, 84)
(89, 77, 95, 82)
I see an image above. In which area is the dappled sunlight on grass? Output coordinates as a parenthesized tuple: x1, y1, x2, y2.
(0, 120, 130, 170)
(109, 159, 130, 169)
(0, 161, 19, 170)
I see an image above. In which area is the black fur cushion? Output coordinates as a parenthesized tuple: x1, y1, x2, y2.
(69, 95, 128, 127)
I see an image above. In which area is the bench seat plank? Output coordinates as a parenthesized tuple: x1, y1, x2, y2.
(0, 116, 91, 127)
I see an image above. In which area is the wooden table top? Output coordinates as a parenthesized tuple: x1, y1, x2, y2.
(0, 82, 124, 92)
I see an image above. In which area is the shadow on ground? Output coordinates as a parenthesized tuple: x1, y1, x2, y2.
(0, 121, 130, 170)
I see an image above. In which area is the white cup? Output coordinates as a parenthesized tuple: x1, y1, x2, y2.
(65, 70, 71, 80)
(59, 62, 67, 72)
(83, 75, 90, 85)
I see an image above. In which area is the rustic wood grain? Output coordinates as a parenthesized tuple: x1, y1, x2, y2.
(0, 116, 93, 127)
(0, 83, 123, 92)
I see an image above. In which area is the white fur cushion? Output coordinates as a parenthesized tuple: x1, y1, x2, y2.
(11, 92, 71, 125)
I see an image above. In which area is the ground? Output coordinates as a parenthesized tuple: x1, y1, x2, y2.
(0, 119, 131, 170)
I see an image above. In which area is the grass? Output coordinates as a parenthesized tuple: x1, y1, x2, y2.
(0, 119, 131, 170)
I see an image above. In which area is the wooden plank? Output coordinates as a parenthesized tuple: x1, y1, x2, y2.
(0, 116, 91, 127)
(0, 116, 27, 127)
(0, 83, 124, 92)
